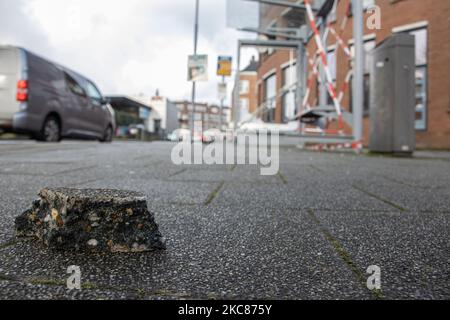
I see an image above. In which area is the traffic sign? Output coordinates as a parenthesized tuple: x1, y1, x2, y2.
(218, 82, 227, 100)
(188, 55, 209, 82)
(217, 56, 233, 76)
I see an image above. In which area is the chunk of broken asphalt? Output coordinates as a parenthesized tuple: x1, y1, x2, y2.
(15, 188, 166, 253)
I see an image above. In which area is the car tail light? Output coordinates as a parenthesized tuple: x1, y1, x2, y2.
(16, 92, 28, 102)
(16, 80, 28, 102)
(17, 80, 28, 89)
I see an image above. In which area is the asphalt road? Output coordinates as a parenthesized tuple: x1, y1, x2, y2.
(0, 140, 448, 300)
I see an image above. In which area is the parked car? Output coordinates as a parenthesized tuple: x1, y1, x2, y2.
(167, 131, 179, 142)
(0, 46, 115, 142)
(128, 124, 145, 139)
(168, 129, 191, 142)
(202, 128, 222, 144)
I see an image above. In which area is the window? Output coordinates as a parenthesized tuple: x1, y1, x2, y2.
(407, 28, 428, 130)
(327, 49, 337, 82)
(239, 98, 249, 112)
(264, 73, 277, 122)
(64, 72, 85, 96)
(282, 63, 296, 89)
(411, 28, 427, 66)
(349, 73, 371, 115)
(326, 49, 336, 106)
(349, 39, 376, 114)
(86, 81, 103, 105)
(350, 40, 376, 74)
(415, 67, 427, 130)
(282, 92, 295, 123)
(239, 80, 249, 94)
(282, 64, 296, 122)
(328, 0, 338, 23)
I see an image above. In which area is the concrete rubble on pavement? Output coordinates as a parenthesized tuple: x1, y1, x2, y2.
(15, 187, 166, 253)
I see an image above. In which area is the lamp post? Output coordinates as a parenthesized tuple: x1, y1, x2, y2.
(220, 75, 225, 131)
(191, 0, 200, 140)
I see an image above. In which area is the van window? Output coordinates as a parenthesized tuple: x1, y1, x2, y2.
(64, 72, 86, 96)
(86, 81, 103, 103)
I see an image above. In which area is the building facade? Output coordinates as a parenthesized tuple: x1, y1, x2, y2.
(175, 101, 230, 131)
(131, 92, 179, 138)
(234, 56, 259, 123)
(255, 0, 450, 149)
(107, 95, 153, 137)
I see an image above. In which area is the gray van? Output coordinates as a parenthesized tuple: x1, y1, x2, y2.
(0, 46, 115, 142)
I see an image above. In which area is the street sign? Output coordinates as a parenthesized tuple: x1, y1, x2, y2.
(188, 55, 208, 82)
(217, 56, 233, 76)
(139, 107, 150, 120)
(218, 82, 227, 100)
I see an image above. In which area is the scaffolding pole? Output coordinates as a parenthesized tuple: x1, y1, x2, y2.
(318, 18, 328, 107)
(296, 41, 307, 132)
(352, 0, 364, 144)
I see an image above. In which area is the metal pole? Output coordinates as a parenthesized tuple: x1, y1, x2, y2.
(244, 0, 311, 11)
(352, 0, 364, 142)
(234, 42, 241, 132)
(191, 0, 200, 139)
(296, 41, 306, 131)
(220, 75, 225, 131)
(238, 27, 304, 41)
(319, 18, 327, 107)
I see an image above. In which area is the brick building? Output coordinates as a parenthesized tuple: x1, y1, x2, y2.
(233, 56, 259, 123)
(255, 0, 450, 149)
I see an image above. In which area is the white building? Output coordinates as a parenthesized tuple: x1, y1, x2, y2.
(132, 91, 179, 137)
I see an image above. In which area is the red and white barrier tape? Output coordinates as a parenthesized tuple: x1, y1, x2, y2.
(304, 0, 343, 127)
(328, 23, 352, 58)
(337, 69, 353, 103)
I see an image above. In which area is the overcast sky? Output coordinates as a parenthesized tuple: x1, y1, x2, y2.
(0, 0, 257, 105)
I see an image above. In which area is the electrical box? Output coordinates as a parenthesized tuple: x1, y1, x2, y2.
(369, 33, 416, 154)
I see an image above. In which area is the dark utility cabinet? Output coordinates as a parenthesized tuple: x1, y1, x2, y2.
(369, 33, 416, 154)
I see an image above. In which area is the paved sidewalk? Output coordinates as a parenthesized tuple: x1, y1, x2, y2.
(0, 141, 448, 299)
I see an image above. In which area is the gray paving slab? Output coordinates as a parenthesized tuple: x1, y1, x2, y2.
(0, 205, 371, 300)
(313, 210, 450, 299)
(0, 141, 448, 300)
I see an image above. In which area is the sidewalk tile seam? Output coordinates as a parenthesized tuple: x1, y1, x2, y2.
(305, 209, 384, 300)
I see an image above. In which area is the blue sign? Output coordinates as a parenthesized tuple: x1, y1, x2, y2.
(139, 107, 150, 119)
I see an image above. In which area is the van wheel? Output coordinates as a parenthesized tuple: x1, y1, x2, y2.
(100, 126, 113, 143)
(37, 116, 61, 142)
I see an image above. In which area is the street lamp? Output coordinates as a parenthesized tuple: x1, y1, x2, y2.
(191, 0, 200, 140)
